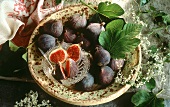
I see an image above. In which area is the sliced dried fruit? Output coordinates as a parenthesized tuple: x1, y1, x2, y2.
(65, 58, 79, 78)
(49, 47, 67, 64)
(67, 44, 81, 62)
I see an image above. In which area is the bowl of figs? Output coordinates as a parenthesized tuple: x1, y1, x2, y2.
(28, 2, 142, 106)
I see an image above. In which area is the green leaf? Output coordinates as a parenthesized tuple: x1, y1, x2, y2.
(9, 41, 20, 52)
(55, 0, 61, 5)
(106, 19, 125, 33)
(162, 15, 170, 25)
(151, 98, 164, 107)
(146, 78, 156, 91)
(22, 52, 27, 62)
(97, 2, 124, 19)
(122, 23, 142, 38)
(149, 45, 158, 54)
(99, 29, 141, 59)
(131, 90, 154, 106)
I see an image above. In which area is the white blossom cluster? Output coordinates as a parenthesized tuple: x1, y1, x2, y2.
(114, 0, 168, 88)
(14, 90, 52, 107)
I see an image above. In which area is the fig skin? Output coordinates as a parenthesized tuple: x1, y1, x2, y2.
(69, 13, 87, 30)
(86, 22, 105, 43)
(75, 35, 91, 50)
(52, 63, 66, 80)
(43, 20, 63, 37)
(110, 59, 125, 71)
(95, 47, 111, 66)
(65, 58, 79, 78)
(37, 34, 56, 52)
(99, 66, 115, 85)
(63, 27, 77, 43)
(76, 73, 94, 91)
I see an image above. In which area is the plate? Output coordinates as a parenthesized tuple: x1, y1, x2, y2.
(28, 4, 141, 106)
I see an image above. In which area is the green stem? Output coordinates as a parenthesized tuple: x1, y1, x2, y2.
(80, 0, 99, 13)
(156, 89, 164, 97)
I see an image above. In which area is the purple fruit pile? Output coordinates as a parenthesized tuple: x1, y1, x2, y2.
(36, 13, 125, 91)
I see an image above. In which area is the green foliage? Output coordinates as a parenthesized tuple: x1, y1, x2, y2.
(145, 78, 156, 91)
(106, 19, 125, 33)
(55, 0, 62, 5)
(99, 23, 141, 59)
(80, 0, 124, 19)
(131, 78, 164, 107)
(22, 52, 28, 62)
(162, 15, 170, 25)
(9, 41, 20, 52)
(97, 2, 124, 19)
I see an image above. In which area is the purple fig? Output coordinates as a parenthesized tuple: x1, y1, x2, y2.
(63, 27, 77, 43)
(110, 59, 124, 71)
(95, 47, 111, 66)
(69, 13, 87, 30)
(43, 20, 63, 37)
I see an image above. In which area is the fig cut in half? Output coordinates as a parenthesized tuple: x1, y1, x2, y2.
(65, 58, 80, 78)
(67, 44, 81, 62)
(49, 47, 67, 64)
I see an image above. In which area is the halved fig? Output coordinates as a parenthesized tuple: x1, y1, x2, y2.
(53, 63, 66, 80)
(65, 58, 79, 78)
(67, 44, 81, 62)
(49, 47, 67, 64)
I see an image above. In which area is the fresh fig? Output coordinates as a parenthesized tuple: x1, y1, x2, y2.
(37, 34, 56, 52)
(68, 13, 87, 30)
(86, 22, 105, 43)
(95, 47, 111, 66)
(43, 20, 63, 37)
(65, 58, 79, 78)
(67, 44, 81, 62)
(75, 35, 91, 50)
(76, 73, 94, 91)
(63, 27, 77, 43)
(49, 47, 67, 64)
(110, 59, 124, 71)
(99, 66, 115, 85)
(52, 63, 66, 80)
